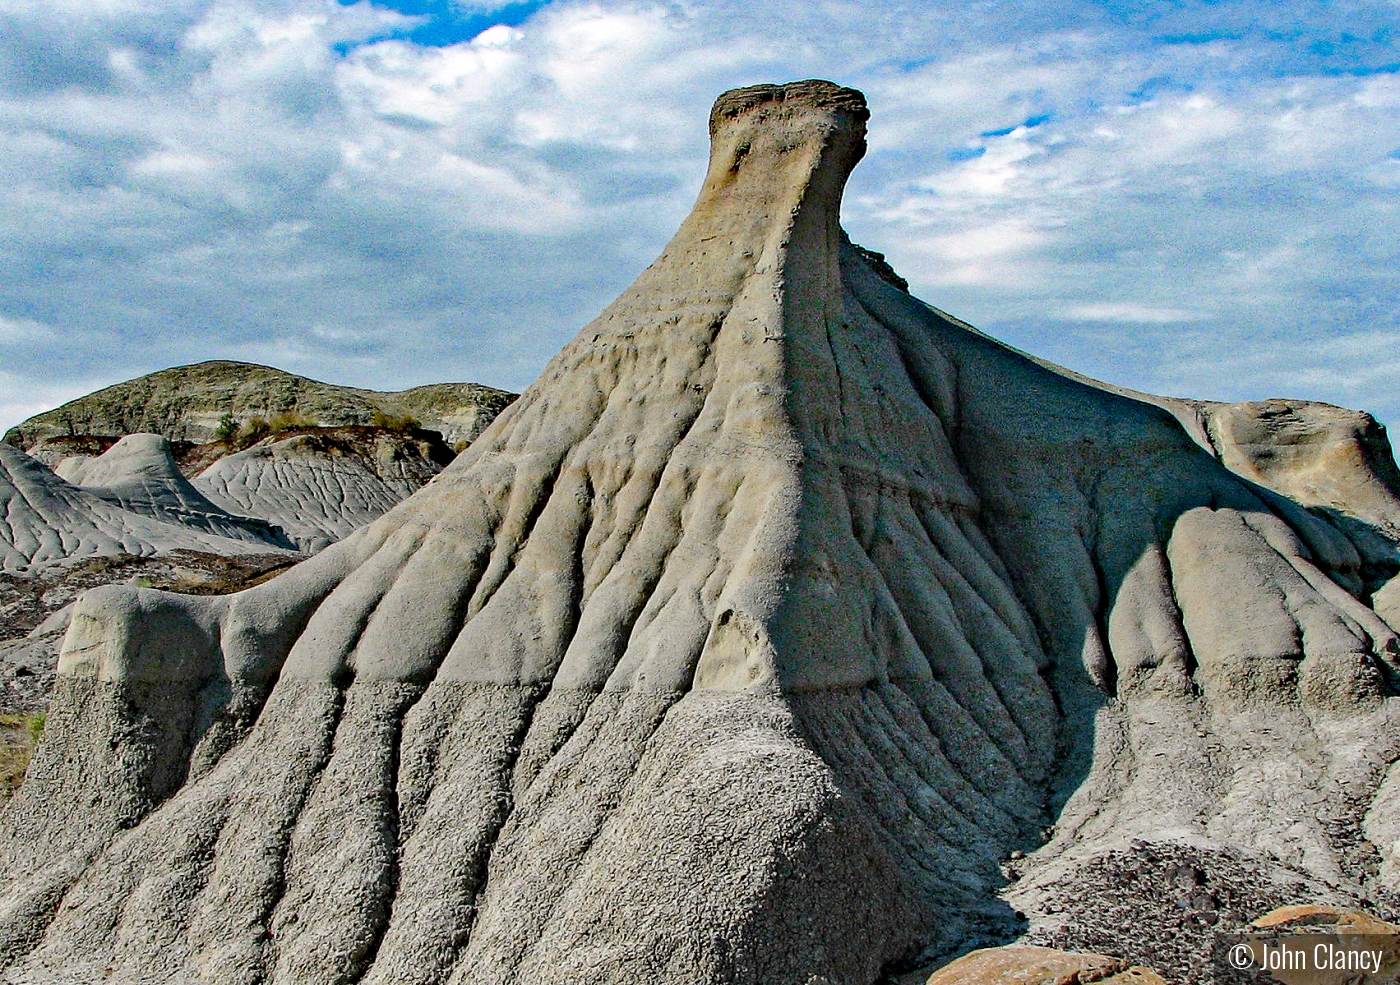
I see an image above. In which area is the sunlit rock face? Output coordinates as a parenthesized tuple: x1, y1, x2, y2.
(4, 79, 1400, 985)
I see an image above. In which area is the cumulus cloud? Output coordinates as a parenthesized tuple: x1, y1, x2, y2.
(0, 0, 1398, 436)
(841, 17, 1400, 419)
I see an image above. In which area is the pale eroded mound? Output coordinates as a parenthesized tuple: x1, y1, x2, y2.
(55, 434, 292, 550)
(3, 80, 1400, 985)
(1190, 398, 1400, 538)
(193, 430, 451, 552)
(0, 443, 294, 576)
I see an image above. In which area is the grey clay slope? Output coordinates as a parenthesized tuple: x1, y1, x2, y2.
(4, 80, 1400, 984)
(55, 434, 294, 550)
(0, 441, 293, 575)
(193, 433, 447, 553)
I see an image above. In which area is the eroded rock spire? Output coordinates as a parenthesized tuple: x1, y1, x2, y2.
(4, 80, 1400, 985)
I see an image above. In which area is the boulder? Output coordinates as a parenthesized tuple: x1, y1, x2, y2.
(924, 945, 1166, 985)
(1235, 906, 1400, 985)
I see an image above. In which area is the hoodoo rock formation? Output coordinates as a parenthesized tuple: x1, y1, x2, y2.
(4, 80, 1400, 984)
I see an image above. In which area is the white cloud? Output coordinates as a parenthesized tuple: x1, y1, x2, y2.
(338, 36, 522, 126)
(923, 134, 1046, 199)
(0, 0, 1398, 439)
(896, 220, 1052, 289)
(0, 315, 55, 343)
(1058, 304, 1204, 324)
(1355, 74, 1400, 108)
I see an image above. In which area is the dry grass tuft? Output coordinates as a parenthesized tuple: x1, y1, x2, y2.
(0, 712, 43, 803)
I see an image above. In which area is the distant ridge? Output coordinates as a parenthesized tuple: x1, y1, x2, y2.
(3, 360, 515, 451)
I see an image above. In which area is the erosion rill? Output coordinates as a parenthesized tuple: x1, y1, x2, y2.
(5, 80, 1400, 985)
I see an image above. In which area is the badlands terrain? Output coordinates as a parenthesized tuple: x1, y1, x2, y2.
(0, 365, 513, 724)
(4, 80, 1400, 984)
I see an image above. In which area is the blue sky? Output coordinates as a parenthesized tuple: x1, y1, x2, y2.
(0, 0, 1397, 435)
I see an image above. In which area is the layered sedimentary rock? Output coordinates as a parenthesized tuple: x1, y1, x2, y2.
(3, 80, 1400, 985)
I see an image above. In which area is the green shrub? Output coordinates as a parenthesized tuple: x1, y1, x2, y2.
(214, 413, 238, 444)
(1, 713, 46, 801)
(238, 417, 271, 448)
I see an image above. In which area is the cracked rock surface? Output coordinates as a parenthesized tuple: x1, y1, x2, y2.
(56, 434, 293, 550)
(0, 443, 295, 576)
(193, 429, 451, 553)
(4, 80, 1400, 985)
